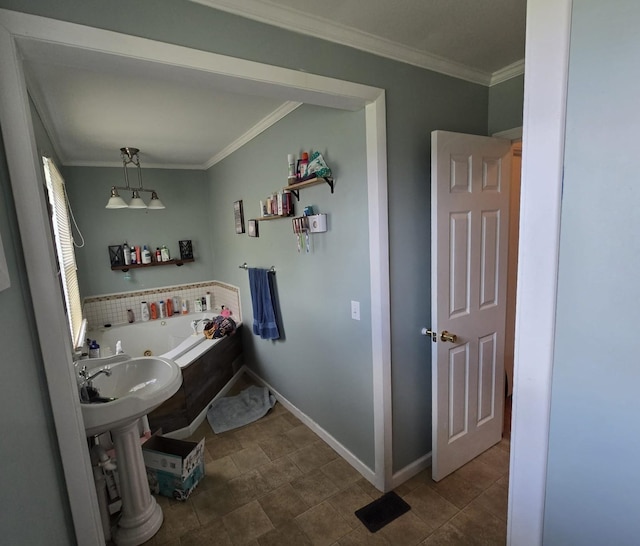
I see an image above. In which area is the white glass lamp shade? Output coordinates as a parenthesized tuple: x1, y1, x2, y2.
(106, 187, 128, 209)
(128, 190, 147, 209)
(147, 191, 165, 210)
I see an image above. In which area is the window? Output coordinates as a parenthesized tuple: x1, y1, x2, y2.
(42, 157, 86, 349)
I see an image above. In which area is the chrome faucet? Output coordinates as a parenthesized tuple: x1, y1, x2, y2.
(191, 318, 212, 334)
(79, 365, 112, 387)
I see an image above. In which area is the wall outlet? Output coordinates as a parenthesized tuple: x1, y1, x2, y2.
(351, 300, 360, 321)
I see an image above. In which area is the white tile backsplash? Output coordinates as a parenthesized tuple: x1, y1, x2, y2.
(83, 280, 241, 330)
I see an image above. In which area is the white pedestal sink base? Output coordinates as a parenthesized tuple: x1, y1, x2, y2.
(112, 420, 163, 546)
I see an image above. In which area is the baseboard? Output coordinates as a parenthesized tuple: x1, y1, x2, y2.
(163, 362, 247, 440)
(391, 451, 432, 489)
(243, 366, 379, 489)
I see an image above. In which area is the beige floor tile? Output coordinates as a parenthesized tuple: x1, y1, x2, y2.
(476, 446, 510, 476)
(230, 444, 271, 473)
(204, 455, 241, 486)
(150, 499, 200, 545)
(285, 424, 320, 448)
(256, 415, 295, 436)
(431, 472, 484, 510)
(227, 468, 272, 506)
(257, 521, 312, 546)
(257, 455, 303, 490)
(291, 468, 341, 507)
(355, 477, 383, 499)
(448, 503, 507, 546)
(178, 518, 233, 546)
(207, 434, 244, 461)
(191, 482, 244, 525)
(327, 483, 376, 528)
(222, 500, 275, 545)
(403, 484, 459, 533)
(336, 527, 391, 545)
(295, 501, 353, 546)
(321, 458, 361, 487)
(258, 483, 308, 528)
(379, 510, 432, 545)
(467, 482, 509, 523)
(454, 458, 502, 491)
(289, 441, 339, 474)
(420, 522, 476, 546)
(257, 433, 298, 460)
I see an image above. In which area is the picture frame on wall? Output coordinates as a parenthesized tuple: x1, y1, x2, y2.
(234, 200, 245, 234)
(248, 219, 259, 238)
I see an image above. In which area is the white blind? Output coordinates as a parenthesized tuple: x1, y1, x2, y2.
(43, 157, 85, 348)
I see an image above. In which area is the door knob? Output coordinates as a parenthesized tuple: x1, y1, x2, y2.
(440, 330, 458, 343)
(421, 328, 437, 342)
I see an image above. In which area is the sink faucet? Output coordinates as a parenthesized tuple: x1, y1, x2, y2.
(79, 365, 112, 387)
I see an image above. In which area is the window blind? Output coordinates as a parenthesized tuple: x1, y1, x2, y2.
(43, 157, 85, 348)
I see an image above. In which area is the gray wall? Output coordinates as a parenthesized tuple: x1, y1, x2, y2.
(0, 0, 488, 478)
(64, 166, 212, 298)
(0, 133, 75, 542)
(208, 104, 374, 466)
(544, 1, 640, 543)
(488, 75, 524, 135)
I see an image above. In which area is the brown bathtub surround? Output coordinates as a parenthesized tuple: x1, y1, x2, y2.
(83, 280, 241, 329)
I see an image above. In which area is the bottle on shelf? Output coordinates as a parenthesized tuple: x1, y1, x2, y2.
(130, 245, 137, 265)
(136, 245, 142, 264)
(155, 248, 162, 262)
(140, 301, 150, 321)
(123, 241, 131, 265)
(161, 245, 170, 262)
(297, 152, 309, 180)
(142, 245, 151, 264)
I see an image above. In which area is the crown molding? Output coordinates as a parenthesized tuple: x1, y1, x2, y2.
(490, 59, 525, 86)
(190, 0, 493, 86)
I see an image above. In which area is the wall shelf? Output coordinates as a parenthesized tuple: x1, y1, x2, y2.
(257, 214, 294, 222)
(111, 258, 194, 272)
(284, 176, 334, 200)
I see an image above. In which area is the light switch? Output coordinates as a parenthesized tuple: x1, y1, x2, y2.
(351, 300, 360, 320)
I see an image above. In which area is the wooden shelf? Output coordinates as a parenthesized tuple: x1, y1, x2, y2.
(111, 258, 194, 272)
(257, 214, 294, 222)
(284, 176, 334, 200)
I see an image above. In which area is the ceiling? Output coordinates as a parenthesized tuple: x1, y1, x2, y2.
(23, 0, 526, 169)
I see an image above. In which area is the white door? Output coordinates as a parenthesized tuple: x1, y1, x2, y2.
(429, 130, 512, 481)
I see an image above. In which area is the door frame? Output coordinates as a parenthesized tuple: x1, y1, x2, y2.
(508, 0, 572, 544)
(0, 10, 391, 543)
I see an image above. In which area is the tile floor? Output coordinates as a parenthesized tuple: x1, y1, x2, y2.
(142, 378, 511, 545)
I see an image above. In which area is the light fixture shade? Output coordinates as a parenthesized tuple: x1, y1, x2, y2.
(128, 190, 147, 209)
(105, 187, 128, 209)
(147, 191, 166, 210)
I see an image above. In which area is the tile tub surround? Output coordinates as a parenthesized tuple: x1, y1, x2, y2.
(83, 281, 241, 330)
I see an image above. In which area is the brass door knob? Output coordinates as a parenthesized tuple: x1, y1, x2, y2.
(440, 330, 458, 343)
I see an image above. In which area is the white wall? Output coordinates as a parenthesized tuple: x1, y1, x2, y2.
(543, 1, 640, 543)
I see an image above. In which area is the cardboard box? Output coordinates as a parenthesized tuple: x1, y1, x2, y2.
(142, 434, 205, 500)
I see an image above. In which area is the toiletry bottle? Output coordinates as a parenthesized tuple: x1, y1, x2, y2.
(181, 299, 188, 315)
(159, 300, 166, 319)
(140, 301, 150, 321)
(155, 247, 161, 262)
(123, 241, 131, 265)
(161, 245, 170, 262)
(194, 299, 202, 313)
(173, 297, 181, 314)
(127, 309, 135, 323)
(205, 292, 212, 311)
(89, 340, 100, 359)
(142, 245, 151, 264)
(166, 298, 173, 317)
(130, 246, 137, 264)
(287, 154, 296, 184)
(136, 245, 142, 264)
(297, 152, 309, 180)
(150, 302, 158, 320)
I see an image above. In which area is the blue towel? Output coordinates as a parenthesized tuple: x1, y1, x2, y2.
(248, 268, 280, 340)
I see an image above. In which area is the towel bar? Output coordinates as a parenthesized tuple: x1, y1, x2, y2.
(238, 262, 276, 273)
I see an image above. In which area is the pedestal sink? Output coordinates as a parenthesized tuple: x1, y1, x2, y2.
(80, 355, 182, 546)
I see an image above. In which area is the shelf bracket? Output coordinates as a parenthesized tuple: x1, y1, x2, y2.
(289, 177, 334, 201)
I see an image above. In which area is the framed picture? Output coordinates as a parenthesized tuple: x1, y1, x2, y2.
(234, 200, 245, 234)
(248, 219, 259, 237)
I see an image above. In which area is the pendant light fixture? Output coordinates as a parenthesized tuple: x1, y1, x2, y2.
(105, 147, 166, 209)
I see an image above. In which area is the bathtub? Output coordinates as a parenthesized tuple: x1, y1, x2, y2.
(89, 313, 244, 436)
(90, 313, 227, 368)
